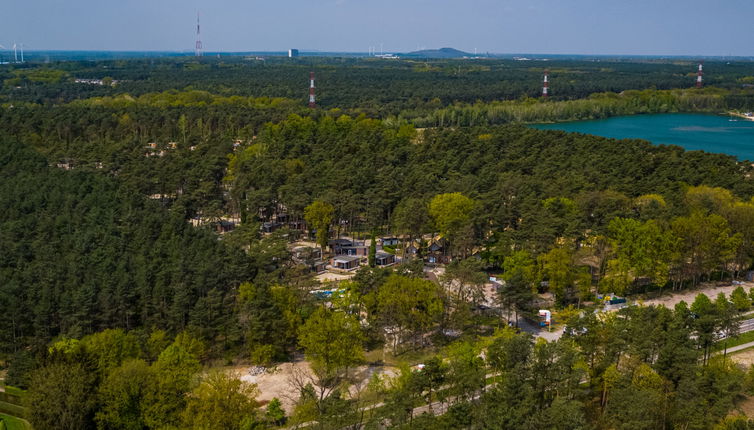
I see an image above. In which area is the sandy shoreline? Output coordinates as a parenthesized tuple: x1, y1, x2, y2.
(729, 111, 754, 121)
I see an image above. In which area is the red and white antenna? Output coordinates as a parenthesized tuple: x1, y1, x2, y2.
(542, 69, 549, 98)
(696, 61, 703, 88)
(195, 12, 203, 57)
(309, 71, 316, 108)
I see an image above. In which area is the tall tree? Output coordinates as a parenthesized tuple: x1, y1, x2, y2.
(298, 307, 365, 402)
(180, 371, 260, 430)
(304, 201, 335, 251)
(428, 193, 476, 257)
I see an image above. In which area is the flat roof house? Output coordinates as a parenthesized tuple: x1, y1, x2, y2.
(381, 237, 400, 246)
(375, 251, 396, 267)
(332, 255, 361, 271)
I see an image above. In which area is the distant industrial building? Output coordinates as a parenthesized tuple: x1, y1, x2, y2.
(288, 49, 299, 58)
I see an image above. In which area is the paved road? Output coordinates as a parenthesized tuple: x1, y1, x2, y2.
(740, 318, 754, 333)
(724, 340, 754, 355)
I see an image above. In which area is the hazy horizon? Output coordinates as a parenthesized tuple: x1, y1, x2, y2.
(4, 0, 754, 57)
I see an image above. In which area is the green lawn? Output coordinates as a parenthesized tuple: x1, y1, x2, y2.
(0, 402, 26, 421)
(0, 413, 31, 430)
(714, 330, 754, 352)
(1, 387, 24, 398)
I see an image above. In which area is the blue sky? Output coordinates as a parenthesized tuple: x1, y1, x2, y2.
(4, 0, 753, 56)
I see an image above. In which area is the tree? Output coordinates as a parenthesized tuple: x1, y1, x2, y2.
(672, 212, 741, 286)
(691, 293, 719, 364)
(142, 342, 201, 429)
(27, 362, 97, 430)
(500, 250, 539, 324)
(181, 371, 260, 430)
(266, 397, 286, 426)
(428, 193, 475, 257)
(298, 307, 365, 402)
(304, 201, 335, 251)
(95, 359, 155, 430)
(731, 286, 751, 312)
(716, 292, 741, 359)
(369, 232, 377, 268)
(80, 328, 141, 375)
(606, 218, 676, 292)
(441, 257, 488, 328)
(375, 275, 444, 351)
(393, 197, 429, 258)
(540, 246, 577, 303)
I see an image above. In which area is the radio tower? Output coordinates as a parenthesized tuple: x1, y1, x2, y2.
(309, 71, 316, 108)
(696, 61, 703, 88)
(195, 12, 203, 57)
(542, 69, 549, 99)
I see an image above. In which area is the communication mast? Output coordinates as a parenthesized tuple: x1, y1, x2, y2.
(542, 69, 549, 98)
(696, 61, 703, 88)
(309, 71, 316, 108)
(195, 12, 203, 57)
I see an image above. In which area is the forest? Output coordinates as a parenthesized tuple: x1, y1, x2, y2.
(2, 57, 754, 429)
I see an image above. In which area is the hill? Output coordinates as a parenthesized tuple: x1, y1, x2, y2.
(401, 47, 472, 58)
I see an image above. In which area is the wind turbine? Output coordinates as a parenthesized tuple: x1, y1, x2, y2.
(13, 43, 17, 63)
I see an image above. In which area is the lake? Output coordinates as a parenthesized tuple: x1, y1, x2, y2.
(533, 113, 754, 161)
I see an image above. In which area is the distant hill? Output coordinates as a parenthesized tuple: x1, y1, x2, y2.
(401, 47, 473, 59)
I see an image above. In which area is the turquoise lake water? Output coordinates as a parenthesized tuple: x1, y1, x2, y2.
(533, 113, 754, 161)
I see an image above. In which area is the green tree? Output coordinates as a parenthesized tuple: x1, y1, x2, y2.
(540, 246, 577, 303)
(375, 275, 444, 351)
(731, 286, 751, 312)
(298, 307, 365, 401)
(95, 359, 155, 430)
(393, 197, 429, 258)
(304, 201, 335, 251)
(606, 218, 676, 291)
(428, 193, 475, 257)
(691, 293, 720, 364)
(369, 232, 377, 267)
(27, 362, 97, 430)
(181, 371, 260, 430)
(265, 397, 286, 426)
(500, 250, 539, 324)
(441, 257, 488, 328)
(716, 292, 741, 359)
(80, 328, 141, 375)
(142, 342, 201, 429)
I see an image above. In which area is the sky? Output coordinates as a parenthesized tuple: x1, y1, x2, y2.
(3, 0, 753, 56)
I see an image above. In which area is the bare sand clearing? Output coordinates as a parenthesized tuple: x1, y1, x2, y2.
(637, 282, 754, 309)
(237, 360, 313, 413)
(315, 271, 355, 282)
(236, 359, 398, 414)
(730, 348, 754, 367)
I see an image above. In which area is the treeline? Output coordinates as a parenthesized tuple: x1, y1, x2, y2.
(407, 88, 754, 127)
(19, 330, 282, 429)
(4, 57, 754, 115)
(494, 186, 754, 313)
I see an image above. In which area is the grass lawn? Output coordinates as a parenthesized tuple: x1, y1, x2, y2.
(0, 401, 26, 421)
(714, 331, 754, 352)
(0, 386, 24, 399)
(0, 413, 31, 430)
